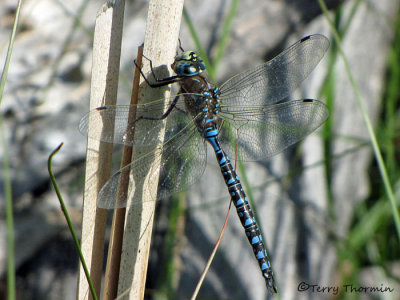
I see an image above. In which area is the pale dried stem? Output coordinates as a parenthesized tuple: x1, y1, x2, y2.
(78, 1, 125, 299)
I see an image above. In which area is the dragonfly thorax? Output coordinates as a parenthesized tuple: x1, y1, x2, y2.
(174, 50, 220, 135)
(184, 87, 222, 137)
(172, 51, 206, 76)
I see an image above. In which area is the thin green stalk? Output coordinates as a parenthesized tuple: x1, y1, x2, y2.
(0, 0, 22, 107)
(341, 0, 362, 38)
(380, 13, 400, 179)
(318, 0, 400, 242)
(182, 7, 212, 77)
(2, 116, 15, 300)
(348, 194, 400, 250)
(183, 0, 240, 81)
(47, 143, 98, 300)
(0, 2, 23, 299)
(211, 0, 240, 72)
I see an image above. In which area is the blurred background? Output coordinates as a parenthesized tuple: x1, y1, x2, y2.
(1, 0, 400, 299)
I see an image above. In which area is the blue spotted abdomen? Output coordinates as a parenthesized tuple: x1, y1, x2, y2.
(206, 134, 277, 293)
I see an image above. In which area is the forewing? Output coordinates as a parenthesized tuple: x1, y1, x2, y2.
(218, 100, 329, 161)
(219, 35, 329, 106)
(78, 96, 193, 147)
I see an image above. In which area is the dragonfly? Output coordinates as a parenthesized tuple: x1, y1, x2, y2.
(79, 34, 330, 293)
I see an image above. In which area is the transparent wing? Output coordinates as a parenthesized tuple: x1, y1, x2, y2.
(218, 99, 329, 161)
(92, 114, 207, 209)
(219, 34, 329, 106)
(78, 95, 198, 147)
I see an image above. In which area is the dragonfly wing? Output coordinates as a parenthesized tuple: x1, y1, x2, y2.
(94, 117, 207, 209)
(156, 119, 207, 201)
(78, 96, 193, 146)
(218, 99, 329, 161)
(219, 35, 329, 106)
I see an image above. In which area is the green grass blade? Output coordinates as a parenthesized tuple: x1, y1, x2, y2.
(183, 0, 240, 81)
(380, 20, 400, 178)
(318, 0, 400, 243)
(348, 195, 400, 250)
(211, 0, 240, 73)
(182, 7, 211, 74)
(1, 115, 15, 300)
(0, 2, 23, 299)
(0, 0, 22, 107)
(47, 143, 98, 300)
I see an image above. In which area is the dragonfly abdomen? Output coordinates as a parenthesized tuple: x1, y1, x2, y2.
(206, 134, 277, 293)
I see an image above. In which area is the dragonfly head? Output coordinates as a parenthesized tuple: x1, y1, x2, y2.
(172, 51, 206, 76)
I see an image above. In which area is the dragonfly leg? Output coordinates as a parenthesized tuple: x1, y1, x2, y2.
(134, 55, 181, 88)
(178, 38, 185, 52)
(131, 94, 182, 127)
